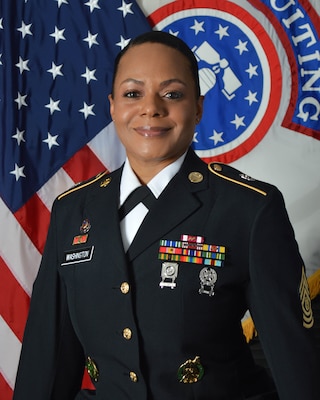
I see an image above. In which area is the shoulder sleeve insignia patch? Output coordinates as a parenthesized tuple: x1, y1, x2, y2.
(208, 162, 267, 196)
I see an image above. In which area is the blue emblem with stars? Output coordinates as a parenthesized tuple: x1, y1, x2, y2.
(151, 1, 281, 163)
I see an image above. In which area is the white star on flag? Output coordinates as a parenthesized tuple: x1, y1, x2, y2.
(55, 0, 68, 7)
(12, 129, 26, 145)
(10, 164, 26, 181)
(43, 133, 59, 149)
(15, 92, 28, 109)
(50, 27, 66, 43)
(118, 1, 134, 17)
(85, 0, 101, 13)
(47, 62, 64, 79)
(116, 35, 131, 49)
(17, 21, 32, 38)
(81, 67, 97, 84)
(83, 31, 99, 48)
(79, 102, 95, 119)
(45, 98, 61, 114)
(15, 57, 30, 74)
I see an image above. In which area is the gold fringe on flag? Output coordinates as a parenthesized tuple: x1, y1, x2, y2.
(308, 268, 320, 301)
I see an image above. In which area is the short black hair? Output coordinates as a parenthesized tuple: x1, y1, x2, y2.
(111, 30, 200, 98)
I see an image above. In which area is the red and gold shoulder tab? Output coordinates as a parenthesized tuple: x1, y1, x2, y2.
(58, 170, 110, 200)
(208, 162, 268, 196)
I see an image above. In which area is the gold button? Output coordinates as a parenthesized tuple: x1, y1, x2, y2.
(188, 171, 203, 183)
(120, 282, 130, 294)
(123, 328, 132, 340)
(129, 371, 138, 382)
(213, 164, 222, 172)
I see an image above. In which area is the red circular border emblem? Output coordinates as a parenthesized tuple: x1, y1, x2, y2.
(149, 0, 282, 163)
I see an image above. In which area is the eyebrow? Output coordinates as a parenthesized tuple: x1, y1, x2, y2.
(119, 78, 187, 88)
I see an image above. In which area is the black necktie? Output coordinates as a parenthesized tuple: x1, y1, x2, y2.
(119, 186, 156, 221)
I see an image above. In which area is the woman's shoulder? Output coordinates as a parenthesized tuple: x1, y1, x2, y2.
(56, 170, 112, 202)
(207, 161, 277, 198)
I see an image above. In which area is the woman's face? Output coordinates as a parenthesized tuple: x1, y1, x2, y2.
(109, 42, 203, 168)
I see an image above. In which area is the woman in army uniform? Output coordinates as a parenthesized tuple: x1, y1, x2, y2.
(14, 31, 319, 400)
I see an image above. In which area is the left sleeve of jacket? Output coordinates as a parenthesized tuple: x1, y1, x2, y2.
(13, 200, 85, 400)
(246, 187, 319, 400)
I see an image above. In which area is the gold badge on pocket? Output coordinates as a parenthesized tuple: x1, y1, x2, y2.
(178, 356, 204, 384)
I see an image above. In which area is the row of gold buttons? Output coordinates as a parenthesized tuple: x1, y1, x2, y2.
(120, 282, 138, 382)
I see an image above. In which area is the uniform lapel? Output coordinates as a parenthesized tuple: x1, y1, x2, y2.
(83, 167, 128, 270)
(126, 150, 211, 262)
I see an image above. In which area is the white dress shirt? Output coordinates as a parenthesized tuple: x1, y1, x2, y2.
(119, 153, 186, 252)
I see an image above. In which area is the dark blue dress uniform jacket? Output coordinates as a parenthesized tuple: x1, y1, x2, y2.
(13, 149, 319, 399)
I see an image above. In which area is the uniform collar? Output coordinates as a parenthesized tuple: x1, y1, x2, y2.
(119, 152, 187, 206)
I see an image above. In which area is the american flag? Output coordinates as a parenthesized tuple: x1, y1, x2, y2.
(0, 0, 151, 397)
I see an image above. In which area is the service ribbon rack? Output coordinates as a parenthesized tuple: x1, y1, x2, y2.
(158, 235, 226, 267)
